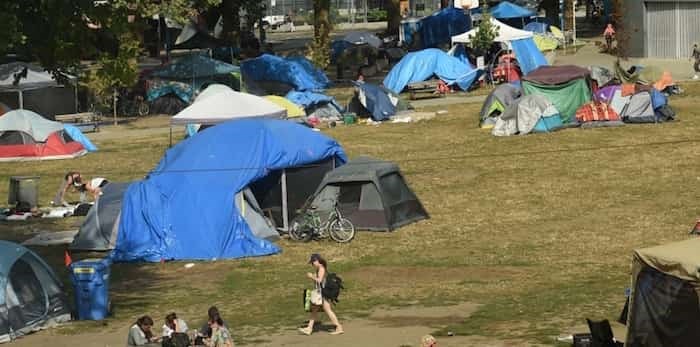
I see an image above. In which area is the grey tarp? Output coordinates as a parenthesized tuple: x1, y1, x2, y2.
(620, 91, 656, 123)
(627, 238, 700, 346)
(70, 182, 131, 251)
(0, 110, 63, 142)
(589, 66, 614, 87)
(235, 188, 279, 241)
(306, 157, 428, 231)
(480, 84, 522, 122)
(492, 94, 559, 136)
(0, 241, 70, 343)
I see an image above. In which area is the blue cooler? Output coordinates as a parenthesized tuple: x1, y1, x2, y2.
(70, 258, 111, 320)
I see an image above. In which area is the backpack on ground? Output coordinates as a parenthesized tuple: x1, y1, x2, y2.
(162, 332, 189, 347)
(322, 273, 344, 304)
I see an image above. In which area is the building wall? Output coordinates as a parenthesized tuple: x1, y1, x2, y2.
(623, 0, 700, 58)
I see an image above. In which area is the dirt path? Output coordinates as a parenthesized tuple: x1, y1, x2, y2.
(11, 303, 533, 347)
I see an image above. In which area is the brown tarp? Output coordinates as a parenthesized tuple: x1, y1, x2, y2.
(522, 65, 590, 85)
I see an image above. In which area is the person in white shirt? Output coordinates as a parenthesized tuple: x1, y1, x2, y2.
(162, 312, 189, 338)
(53, 171, 109, 206)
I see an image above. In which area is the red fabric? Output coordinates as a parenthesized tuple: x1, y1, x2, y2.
(0, 132, 85, 159)
(575, 102, 620, 122)
(621, 83, 636, 97)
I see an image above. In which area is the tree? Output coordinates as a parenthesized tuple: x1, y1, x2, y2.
(469, 5, 499, 56)
(308, 0, 332, 68)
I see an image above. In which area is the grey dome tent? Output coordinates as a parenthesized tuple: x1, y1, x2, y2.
(70, 182, 130, 251)
(307, 157, 428, 231)
(70, 183, 278, 252)
(0, 240, 70, 343)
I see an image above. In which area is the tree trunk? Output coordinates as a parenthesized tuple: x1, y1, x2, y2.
(221, 0, 240, 47)
(386, 0, 401, 36)
(314, 0, 331, 46)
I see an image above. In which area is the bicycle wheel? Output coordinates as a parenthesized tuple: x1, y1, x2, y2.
(137, 101, 150, 117)
(289, 221, 313, 242)
(329, 218, 355, 243)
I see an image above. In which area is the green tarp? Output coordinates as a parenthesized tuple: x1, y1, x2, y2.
(521, 78, 591, 123)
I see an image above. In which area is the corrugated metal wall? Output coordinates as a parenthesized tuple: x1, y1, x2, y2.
(646, 1, 700, 58)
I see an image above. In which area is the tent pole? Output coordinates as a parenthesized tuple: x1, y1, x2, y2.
(281, 169, 289, 231)
(169, 126, 173, 148)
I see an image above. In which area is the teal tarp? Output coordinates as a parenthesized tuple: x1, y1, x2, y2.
(522, 78, 591, 123)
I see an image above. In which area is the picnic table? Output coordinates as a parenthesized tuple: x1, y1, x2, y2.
(406, 80, 444, 100)
(54, 112, 101, 132)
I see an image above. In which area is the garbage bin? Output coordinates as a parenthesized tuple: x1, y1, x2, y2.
(8, 176, 39, 208)
(70, 258, 111, 320)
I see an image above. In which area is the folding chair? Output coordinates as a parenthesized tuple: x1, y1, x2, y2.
(586, 319, 624, 347)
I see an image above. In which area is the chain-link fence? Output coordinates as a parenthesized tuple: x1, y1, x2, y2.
(264, 0, 420, 24)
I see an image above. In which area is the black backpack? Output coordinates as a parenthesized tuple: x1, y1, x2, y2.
(162, 332, 190, 347)
(322, 273, 344, 304)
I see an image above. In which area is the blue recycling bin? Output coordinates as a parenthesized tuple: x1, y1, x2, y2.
(70, 258, 111, 320)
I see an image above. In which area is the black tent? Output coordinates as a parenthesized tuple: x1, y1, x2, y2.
(307, 157, 428, 231)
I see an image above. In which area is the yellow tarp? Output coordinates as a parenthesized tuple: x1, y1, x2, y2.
(264, 96, 306, 118)
(550, 26, 565, 41)
(533, 34, 558, 51)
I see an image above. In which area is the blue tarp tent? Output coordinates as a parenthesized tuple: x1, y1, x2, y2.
(241, 54, 330, 92)
(511, 38, 548, 75)
(353, 82, 396, 121)
(285, 91, 343, 111)
(490, 1, 535, 19)
(63, 124, 97, 152)
(418, 8, 472, 48)
(112, 119, 346, 262)
(383, 48, 480, 93)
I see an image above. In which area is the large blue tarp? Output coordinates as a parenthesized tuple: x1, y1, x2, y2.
(383, 48, 480, 93)
(419, 7, 471, 49)
(241, 54, 330, 92)
(63, 124, 97, 152)
(285, 90, 342, 111)
(512, 38, 548, 75)
(112, 119, 346, 262)
(354, 82, 396, 121)
(490, 1, 536, 19)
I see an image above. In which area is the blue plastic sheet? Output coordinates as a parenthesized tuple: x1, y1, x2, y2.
(490, 1, 536, 19)
(241, 54, 330, 92)
(650, 88, 667, 110)
(383, 48, 480, 93)
(112, 119, 347, 262)
(511, 38, 548, 75)
(354, 82, 396, 121)
(419, 8, 471, 49)
(63, 124, 97, 152)
(285, 91, 342, 111)
(524, 22, 548, 34)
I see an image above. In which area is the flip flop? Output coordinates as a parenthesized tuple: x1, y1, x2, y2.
(329, 330, 344, 335)
(298, 327, 312, 336)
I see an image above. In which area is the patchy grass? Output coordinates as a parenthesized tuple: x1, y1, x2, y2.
(1, 83, 699, 345)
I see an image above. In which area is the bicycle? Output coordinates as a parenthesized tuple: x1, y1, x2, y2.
(289, 201, 355, 243)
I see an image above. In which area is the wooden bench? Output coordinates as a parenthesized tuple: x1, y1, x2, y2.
(54, 112, 101, 133)
(406, 80, 444, 100)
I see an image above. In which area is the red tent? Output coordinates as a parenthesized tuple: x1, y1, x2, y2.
(0, 110, 86, 161)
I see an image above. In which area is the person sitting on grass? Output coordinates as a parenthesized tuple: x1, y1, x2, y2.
(204, 314, 233, 347)
(162, 312, 189, 338)
(421, 334, 437, 347)
(127, 315, 160, 346)
(200, 306, 227, 339)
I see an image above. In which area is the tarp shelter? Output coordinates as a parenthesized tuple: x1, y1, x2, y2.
(264, 96, 305, 118)
(489, 1, 535, 22)
(348, 82, 399, 121)
(70, 182, 131, 251)
(342, 32, 382, 48)
(451, 18, 547, 74)
(627, 238, 700, 346)
(521, 65, 592, 123)
(241, 54, 330, 93)
(618, 91, 657, 123)
(173, 22, 224, 50)
(0, 110, 86, 161)
(0, 62, 77, 119)
(171, 86, 287, 125)
(383, 48, 481, 93)
(307, 157, 429, 231)
(418, 7, 472, 49)
(112, 119, 346, 262)
(285, 91, 343, 119)
(524, 22, 549, 33)
(479, 83, 522, 127)
(0, 240, 70, 343)
(492, 94, 563, 136)
(150, 53, 241, 93)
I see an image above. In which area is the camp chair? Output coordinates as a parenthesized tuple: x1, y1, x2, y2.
(586, 319, 624, 347)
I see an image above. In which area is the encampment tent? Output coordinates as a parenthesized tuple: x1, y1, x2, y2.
(627, 238, 700, 346)
(480, 83, 522, 128)
(347, 82, 401, 121)
(383, 48, 481, 93)
(418, 7, 472, 48)
(0, 240, 70, 343)
(241, 54, 330, 93)
(492, 94, 563, 136)
(0, 110, 86, 161)
(264, 96, 305, 118)
(112, 119, 346, 262)
(150, 53, 241, 93)
(0, 62, 77, 119)
(70, 182, 131, 252)
(306, 157, 429, 231)
(171, 85, 287, 125)
(521, 65, 592, 123)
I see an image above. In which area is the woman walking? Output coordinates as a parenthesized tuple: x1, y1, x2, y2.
(299, 253, 344, 335)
